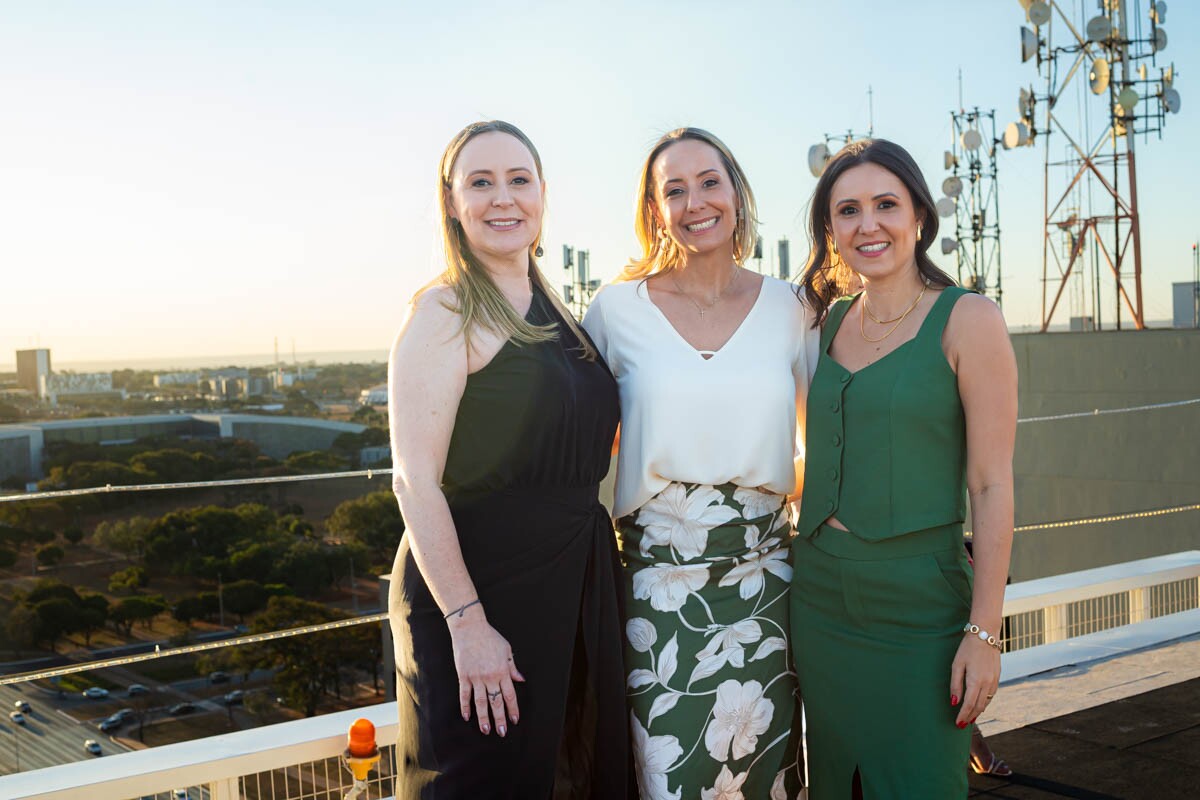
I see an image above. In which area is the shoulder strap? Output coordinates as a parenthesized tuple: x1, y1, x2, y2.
(918, 286, 973, 343)
(820, 294, 857, 351)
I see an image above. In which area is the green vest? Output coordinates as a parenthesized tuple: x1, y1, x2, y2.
(796, 287, 970, 542)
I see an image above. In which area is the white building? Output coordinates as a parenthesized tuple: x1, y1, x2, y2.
(153, 372, 200, 387)
(359, 383, 388, 406)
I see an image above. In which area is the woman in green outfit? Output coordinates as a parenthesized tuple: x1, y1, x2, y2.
(790, 139, 1017, 799)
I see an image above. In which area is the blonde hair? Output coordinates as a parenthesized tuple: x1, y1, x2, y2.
(621, 127, 759, 282)
(433, 120, 594, 359)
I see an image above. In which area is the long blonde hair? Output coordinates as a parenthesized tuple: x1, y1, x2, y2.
(622, 127, 759, 282)
(434, 120, 594, 359)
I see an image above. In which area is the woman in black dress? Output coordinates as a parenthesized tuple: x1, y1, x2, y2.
(387, 120, 629, 798)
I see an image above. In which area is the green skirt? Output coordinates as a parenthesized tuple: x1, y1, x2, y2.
(790, 522, 973, 799)
(618, 481, 805, 800)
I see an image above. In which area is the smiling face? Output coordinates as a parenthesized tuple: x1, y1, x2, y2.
(650, 139, 739, 260)
(446, 131, 544, 268)
(828, 161, 925, 283)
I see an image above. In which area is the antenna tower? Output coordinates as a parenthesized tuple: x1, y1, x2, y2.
(1006, 0, 1180, 331)
(937, 108, 1004, 305)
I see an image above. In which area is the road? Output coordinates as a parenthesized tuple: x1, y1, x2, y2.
(0, 683, 132, 775)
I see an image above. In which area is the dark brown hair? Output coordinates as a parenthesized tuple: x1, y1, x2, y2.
(798, 138, 956, 326)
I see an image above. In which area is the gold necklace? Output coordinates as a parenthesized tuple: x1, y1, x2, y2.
(863, 295, 906, 324)
(859, 281, 928, 343)
(670, 266, 740, 318)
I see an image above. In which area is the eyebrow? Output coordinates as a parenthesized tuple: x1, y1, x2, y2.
(466, 167, 533, 178)
(835, 191, 900, 207)
(663, 168, 721, 184)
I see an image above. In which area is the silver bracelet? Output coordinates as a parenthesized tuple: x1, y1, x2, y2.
(444, 598, 481, 620)
(963, 622, 1003, 651)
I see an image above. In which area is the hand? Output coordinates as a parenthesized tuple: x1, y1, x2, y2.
(950, 633, 1000, 728)
(448, 612, 525, 736)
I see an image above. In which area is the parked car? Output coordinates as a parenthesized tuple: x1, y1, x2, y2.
(112, 708, 135, 722)
(9, 711, 25, 725)
(208, 671, 231, 684)
(13, 700, 31, 713)
(223, 690, 245, 706)
(126, 684, 149, 697)
(168, 702, 196, 716)
(84, 739, 102, 755)
(82, 687, 109, 699)
(98, 716, 123, 732)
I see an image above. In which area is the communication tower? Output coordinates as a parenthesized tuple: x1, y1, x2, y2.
(562, 244, 601, 320)
(936, 109, 1004, 305)
(1005, 0, 1181, 331)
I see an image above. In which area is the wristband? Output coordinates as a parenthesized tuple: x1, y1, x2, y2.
(963, 622, 1003, 651)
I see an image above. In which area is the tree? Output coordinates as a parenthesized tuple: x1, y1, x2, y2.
(93, 516, 152, 563)
(35, 544, 65, 567)
(110, 595, 167, 635)
(108, 565, 148, 594)
(0, 547, 16, 570)
(284, 451, 348, 473)
(5, 604, 37, 654)
(62, 527, 84, 545)
(223, 580, 268, 623)
(325, 491, 406, 566)
(33, 598, 78, 650)
(231, 596, 345, 717)
(173, 592, 219, 627)
(275, 540, 331, 598)
(77, 594, 109, 646)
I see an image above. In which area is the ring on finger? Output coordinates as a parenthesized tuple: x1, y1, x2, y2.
(486, 689, 501, 700)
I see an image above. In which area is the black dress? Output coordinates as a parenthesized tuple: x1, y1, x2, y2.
(388, 285, 629, 799)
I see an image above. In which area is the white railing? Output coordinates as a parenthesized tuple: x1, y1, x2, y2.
(3, 551, 1199, 800)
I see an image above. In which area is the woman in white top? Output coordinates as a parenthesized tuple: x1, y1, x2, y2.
(583, 127, 817, 800)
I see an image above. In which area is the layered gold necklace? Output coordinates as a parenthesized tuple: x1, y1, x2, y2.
(859, 281, 928, 343)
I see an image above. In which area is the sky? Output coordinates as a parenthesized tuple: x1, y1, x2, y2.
(1, 0, 1195, 369)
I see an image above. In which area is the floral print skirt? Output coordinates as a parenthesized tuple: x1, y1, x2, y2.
(618, 482, 805, 800)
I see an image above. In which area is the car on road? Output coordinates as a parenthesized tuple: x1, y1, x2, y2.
(223, 690, 245, 706)
(84, 739, 102, 755)
(208, 671, 231, 684)
(168, 702, 196, 715)
(13, 700, 31, 713)
(82, 687, 110, 699)
(98, 715, 123, 732)
(9, 711, 25, 725)
(127, 684, 149, 696)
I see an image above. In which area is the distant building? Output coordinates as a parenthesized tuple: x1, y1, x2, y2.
(15, 349, 51, 396)
(359, 383, 388, 406)
(41, 372, 124, 406)
(1173, 282, 1199, 328)
(153, 372, 200, 388)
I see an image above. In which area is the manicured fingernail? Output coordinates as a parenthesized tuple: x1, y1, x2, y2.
(510, 713, 519, 724)
(951, 694, 959, 706)
(462, 711, 469, 721)
(956, 721, 967, 729)
(970, 716, 978, 724)
(498, 725, 506, 737)
(481, 723, 490, 734)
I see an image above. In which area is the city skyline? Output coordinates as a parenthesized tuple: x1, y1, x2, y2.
(2, 0, 1195, 363)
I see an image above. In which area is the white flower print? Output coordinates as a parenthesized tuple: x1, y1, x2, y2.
(705, 679, 775, 762)
(702, 765, 749, 800)
(633, 563, 710, 612)
(697, 620, 762, 661)
(627, 617, 658, 653)
(719, 548, 792, 600)
(770, 769, 788, 800)
(637, 483, 740, 560)
(733, 487, 782, 521)
(632, 712, 683, 800)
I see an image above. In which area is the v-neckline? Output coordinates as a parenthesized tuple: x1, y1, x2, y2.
(641, 275, 767, 362)
(825, 288, 948, 377)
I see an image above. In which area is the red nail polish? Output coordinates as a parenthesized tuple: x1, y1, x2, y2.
(951, 694, 959, 706)
(956, 721, 967, 729)
(970, 716, 978, 724)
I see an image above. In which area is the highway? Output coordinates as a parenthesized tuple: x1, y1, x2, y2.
(0, 683, 132, 775)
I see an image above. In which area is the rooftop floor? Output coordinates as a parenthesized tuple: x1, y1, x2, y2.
(969, 633, 1200, 799)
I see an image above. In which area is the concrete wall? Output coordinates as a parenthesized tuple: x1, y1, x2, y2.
(1008, 328, 1200, 580)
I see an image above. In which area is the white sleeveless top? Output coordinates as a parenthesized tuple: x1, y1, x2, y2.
(583, 275, 820, 519)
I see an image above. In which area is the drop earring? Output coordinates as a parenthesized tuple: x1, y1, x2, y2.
(916, 223, 923, 240)
(534, 245, 544, 258)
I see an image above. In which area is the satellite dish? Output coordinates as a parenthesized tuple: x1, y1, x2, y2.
(1153, 28, 1167, 53)
(936, 197, 957, 218)
(1118, 87, 1139, 112)
(1085, 16, 1111, 42)
(1018, 87, 1032, 114)
(1028, 1, 1051, 26)
(1163, 87, 1181, 114)
(943, 150, 957, 171)
(961, 129, 983, 151)
(1089, 58, 1110, 95)
(1153, 1, 1167, 24)
(1003, 121, 1030, 149)
(1020, 26, 1039, 63)
(940, 238, 959, 255)
(942, 176, 964, 198)
(807, 143, 830, 178)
